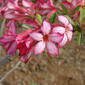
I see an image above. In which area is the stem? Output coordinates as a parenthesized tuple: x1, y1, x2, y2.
(0, 19, 6, 56)
(0, 19, 6, 37)
(0, 61, 21, 83)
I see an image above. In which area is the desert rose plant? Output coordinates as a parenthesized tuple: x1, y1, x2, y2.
(0, 0, 85, 63)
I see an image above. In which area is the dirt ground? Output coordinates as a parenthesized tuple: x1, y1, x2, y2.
(0, 37, 85, 85)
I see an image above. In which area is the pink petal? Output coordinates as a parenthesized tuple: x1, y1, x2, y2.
(53, 26, 65, 34)
(0, 35, 14, 43)
(62, 1, 72, 8)
(66, 31, 73, 41)
(72, 0, 78, 6)
(59, 34, 68, 47)
(40, 10, 50, 15)
(25, 42, 30, 48)
(20, 55, 29, 63)
(22, 0, 32, 7)
(72, 0, 85, 6)
(58, 15, 69, 26)
(68, 23, 73, 31)
(7, 41, 17, 55)
(41, 21, 51, 34)
(50, 33, 63, 43)
(4, 11, 16, 19)
(4, 43, 10, 49)
(47, 42, 59, 55)
(49, 0, 54, 6)
(7, 2, 15, 9)
(18, 42, 29, 55)
(7, 20, 16, 35)
(41, 3, 49, 8)
(16, 29, 32, 41)
(34, 41, 45, 55)
(30, 32, 43, 41)
(20, 51, 32, 63)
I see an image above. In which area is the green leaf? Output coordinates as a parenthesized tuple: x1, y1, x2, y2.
(67, 0, 72, 2)
(77, 32, 82, 45)
(28, 15, 35, 19)
(65, 15, 75, 25)
(56, 10, 64, 15)
(22, 24, 34, 29)
(80, 7, 85, 23)
(49, 13, 56, 23)
(60, 4, 69, 15)
(36, 14, 42, 24)
(73, 6, 80, 14)
(31, 0, 36, 3)
(73, 24, 81, 32)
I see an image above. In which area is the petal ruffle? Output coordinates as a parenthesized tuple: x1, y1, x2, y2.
(53, 26, 65, 34)
(50, 33, 63, 43)
(68, 23, 73, 31)
(30, 32, 43, 41)
(47, 42, 59, 55)
(7, 41, 17, 55)
(34, 41, 45, 55)
(58, 15, 69, 26)
(22, 0, 32, 7)
(66, 31, 73, 41)
(59, 34, 67, 47)
(41, 21, 51, 34)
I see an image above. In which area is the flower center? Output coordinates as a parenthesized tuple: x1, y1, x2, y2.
(43, 34, 49, 42)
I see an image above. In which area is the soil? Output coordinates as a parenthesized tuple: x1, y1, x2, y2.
(0, 37, 85, 85)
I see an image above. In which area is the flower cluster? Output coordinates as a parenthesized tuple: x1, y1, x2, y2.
(1, 0, 84, 63)
(63, 0, 85, 8)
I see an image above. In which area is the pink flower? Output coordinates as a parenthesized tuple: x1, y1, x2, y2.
(53, 15, 73, 47)
(0, 20, 17, 55)
(22, 0, 33, 8)
(62, 0, 85, 9)
(72, 0, 85, 7)
(30, 21, 63, 55)
(0, 0, 56, 20)
(16, 29, 36, 63)
(37, 0, 54, 9)
(17, 40, 33, 63)
(0, 0, 75, 63)
(62, 0, 83, 19)
(36, 0, 56, 15)
(0, 0, 35, 20)
(0, 0, 9, 5)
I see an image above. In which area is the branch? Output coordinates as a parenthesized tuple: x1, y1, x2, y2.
(0, 19, 6, 37)
(0, 61, 21, 83)
(0, 19, 6, 56)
